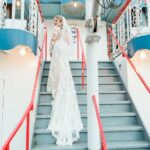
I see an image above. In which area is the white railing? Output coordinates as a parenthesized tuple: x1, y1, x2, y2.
(0, 0, 7, 28)
(0, 0, 44, 37)
(0, 0, 46, 56)
(111, 0, 150, 58)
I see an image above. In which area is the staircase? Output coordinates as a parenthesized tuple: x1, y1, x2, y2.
(31, 61, 88, 150)
(98, 61, 150, 150)
(31, 61, 150, 150)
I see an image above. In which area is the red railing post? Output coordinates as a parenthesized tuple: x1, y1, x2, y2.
(26, 113, 30, 150)
(4, 144, 10, 150)
(81, 53, 84, 89)
(77, 28, 86, 89)
(92, 95, 108, 150)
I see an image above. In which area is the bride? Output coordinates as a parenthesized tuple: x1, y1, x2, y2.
(47, 15, 84, 145)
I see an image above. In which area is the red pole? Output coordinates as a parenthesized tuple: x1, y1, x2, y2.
(5, 144, 10, 150)
(92, 95, 108, 150)
(26, 113, 30, 150)
(82, 52, 84, 89)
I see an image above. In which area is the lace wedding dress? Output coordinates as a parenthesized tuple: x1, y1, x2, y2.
(47, 16, 83, 145)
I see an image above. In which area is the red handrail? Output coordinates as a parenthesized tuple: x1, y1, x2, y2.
(76, 28, 86, 89)
(108, 28, 150, 94)
(112, 0, 132, 24)
(1, 1, 47, 150)
(92, 95, 108, 150)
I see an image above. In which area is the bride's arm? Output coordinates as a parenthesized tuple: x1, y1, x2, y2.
(49, 32, 57, 56)
(49, 27, 60, 56)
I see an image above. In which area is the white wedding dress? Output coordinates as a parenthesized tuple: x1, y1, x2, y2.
(47, 17, 83, 145)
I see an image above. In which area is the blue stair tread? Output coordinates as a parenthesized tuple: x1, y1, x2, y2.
(34, 125, 142, 134)
(45, 61, 84, 63)
(107, 141, 150, 149)
(43, 66, 115, 69)
(40, 91, 126, 95)
(36, 113, 87, 119)
(99, 61, 113, 63)
(100, 112, 136, 117)
(99, 82, 122, 85)
(45, 60, 112, 63)
(36, 112, 136, 119)
(100, 91, 126, 94)
(38, 101, 131, 106)
(34, 127, 87, 134)
(32, 142, 87, 150)
(42, 74, 118, 77)
(100, 101, 131, 105)
(41, 82, 122, 85)
(103, 125, 143, 132)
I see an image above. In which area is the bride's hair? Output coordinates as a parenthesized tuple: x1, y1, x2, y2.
(53, 15, 73, 47)
(54, 15, 63, 27)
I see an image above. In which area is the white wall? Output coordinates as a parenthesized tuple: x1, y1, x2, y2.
(114, 55, 128, 87)
(98, 21, 109, 61)
(114, 50, 150, 137)
(0, 47, 40, 150)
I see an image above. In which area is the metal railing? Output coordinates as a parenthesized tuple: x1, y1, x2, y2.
(76, 28, 86, 89)
(109, 0, 150, 58)
(108, 27, 150, 94)
(92, 95, 107, 150)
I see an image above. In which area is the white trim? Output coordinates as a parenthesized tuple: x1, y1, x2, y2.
(12, 0, 16, 19)
(21, 0, 25, 20)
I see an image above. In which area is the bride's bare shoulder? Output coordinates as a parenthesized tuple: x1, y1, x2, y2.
(54, 26, 61, 31)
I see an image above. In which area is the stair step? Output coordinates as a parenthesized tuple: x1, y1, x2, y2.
(98, 61, 114, 67)
(32, 61, 150, 149)
(41, 74, 120, 83)
(43, 66, 115, 70)
(38, 100, 131, 105)
(107, 141, 150, 149)
(33, 125, 144, 145)
(37, 100, 132, 115)
(32, 142, 87, 150)
(41, 82, 123, 92)
(39, 92, 128, 103)
(34, 128, 87, 134)
(104, 125, 144, 142)
(36, 112, 136, 118)
(40, 91, 126, 94)
(104, 125, 143, 132)
(42, 74, 119, 77)
(41, 82, 122, 85)
(33, 128, 87, 145)
(35, 112, 137, 129)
